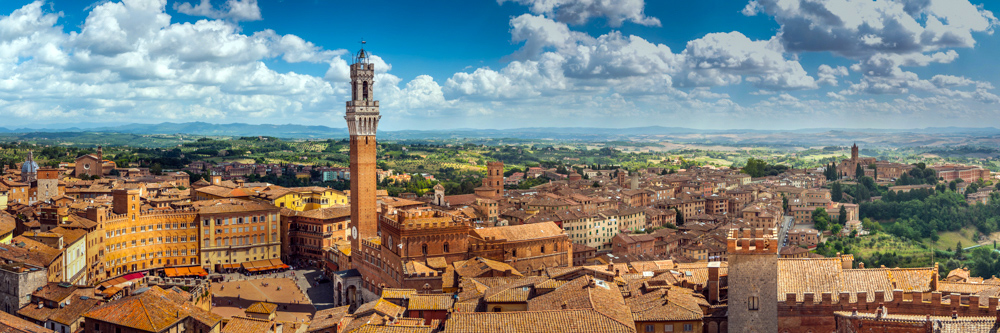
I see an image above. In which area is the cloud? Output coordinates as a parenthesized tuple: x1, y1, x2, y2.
(817, 64, 848, 86)
(751, 0, 997, 57)
(678, 32, 817, 90)
(174, 0, 262, 22)
(0, 0, 341, 123)
(499, 0, 660, 27)
(741, 0, 762, 16)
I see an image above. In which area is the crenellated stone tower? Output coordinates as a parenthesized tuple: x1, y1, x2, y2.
(346, 44, 381, 252)
(726, 227, 779, 333)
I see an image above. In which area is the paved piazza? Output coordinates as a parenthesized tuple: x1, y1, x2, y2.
(208, 269, 335, 323)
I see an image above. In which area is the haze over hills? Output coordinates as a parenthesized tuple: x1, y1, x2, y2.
(2, 122, 1000, 147)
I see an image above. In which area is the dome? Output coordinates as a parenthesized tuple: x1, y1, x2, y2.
(21, 160, 38, 175)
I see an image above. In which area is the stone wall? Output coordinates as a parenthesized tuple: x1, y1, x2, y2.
(728, 253, 778, 333)
(0, 266, 47, 314)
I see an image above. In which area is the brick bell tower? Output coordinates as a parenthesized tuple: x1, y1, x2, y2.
(346, 42, 381, 252)
(726, 227, 779, 333)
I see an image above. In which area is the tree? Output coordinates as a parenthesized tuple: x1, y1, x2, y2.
(824, 162, 838, 181)
(741, 158, 767, 178)
(956, 241, 964, 259)
(151, 163, 163, 175)
(782, 195, 789, 212)
(838, 204, 847, 226)
(855, 163, 864, 179)
(949, 180, 958, 192)
(831, 182, 843, 202)
(812, 207, 830, 232)
(674, 207, 685, 226)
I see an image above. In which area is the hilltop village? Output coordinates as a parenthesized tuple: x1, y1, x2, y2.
(2, 48, 1000, 333)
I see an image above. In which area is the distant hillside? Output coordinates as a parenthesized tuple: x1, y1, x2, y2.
(2, 122, 1000, 145)
(0, 122, 349, 139)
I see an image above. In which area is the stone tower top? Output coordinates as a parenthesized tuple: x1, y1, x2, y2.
(346, 42, 380, 137)
(726, 227, 779, 254)
(851, 143, 859, 161)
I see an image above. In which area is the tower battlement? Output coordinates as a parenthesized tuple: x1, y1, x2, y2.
(726, 227, 779, 254)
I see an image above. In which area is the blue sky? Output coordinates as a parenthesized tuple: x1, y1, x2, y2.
(1, 0, 999, 131)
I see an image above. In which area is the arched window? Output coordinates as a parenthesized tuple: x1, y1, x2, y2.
(540, 245, 545, 254)
(443, 242, 450, 253)
(421, 244, 428, 256)
(363, 81, 369, 100)
(352, 82, 357, 100)
(748, 296, 759, 311)
(492, 307, 501, 312)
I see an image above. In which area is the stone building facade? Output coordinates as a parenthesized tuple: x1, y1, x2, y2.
(0, 263, 47, 315)
(468, 222, 572, 275)
(726, 227, 779, 333)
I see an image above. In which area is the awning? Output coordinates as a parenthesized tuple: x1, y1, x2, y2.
(221, 264, 240, 270)
(123, 272, 145, 280)
(165, 266, 208, 277)
(101, 286, 123, 297)
(191, 266, 209, 277)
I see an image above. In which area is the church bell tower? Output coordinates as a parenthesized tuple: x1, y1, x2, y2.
(346, 43, 381, 252)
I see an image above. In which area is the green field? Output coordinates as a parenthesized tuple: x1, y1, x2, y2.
(848, 234, 931, 258)
(924, 227, 981, 251)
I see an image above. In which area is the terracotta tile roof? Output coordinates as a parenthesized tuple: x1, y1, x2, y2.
(0, 239, 60, 268)
(16, 305, 57, 323)
(380, 289, 416, 300)
(939, 282, 997, 295)
(777, 258, 935, 302)
(221, 316, 273, 333)
(454, 257, 522, 278)
(471, 222, 566, 242)
(467, 276, 522, 289)
(338, 314, 383, 333)
(0, 311, 52, 333)
(83, 287, 221, 332)
(403, 260, 436, 275)
(0, 214, 15, 236)
(425, 256, 448, 270)
(351, 325, 435, 333)
(307, 305, 349, 332)
(483, 277, 547, 303)
(628, 260, 674, 274)
(49, 297, 102, 326)
(626, 287, 707, 322)
(353, 299, 404, 319)
(527, 275, 634, 330)
(833, 311, 999, 333)
(443, 309, 636, 333)
(407, 294, 454, 311)
(535, 279, 567, 290)
(195, 199, 278, 214)
(674, 262, 728, 287)
(62, 215, 98, 229)
(245, 302, 277, 314)
(32, 282, 78, 304)
(452, 302, 479, 313)
(290, 206, 351, 220)
(195, 185, 252, 198)
(48, 227, 87, 245)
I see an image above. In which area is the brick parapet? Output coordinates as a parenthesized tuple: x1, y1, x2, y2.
(779, 290, 1000, 317)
